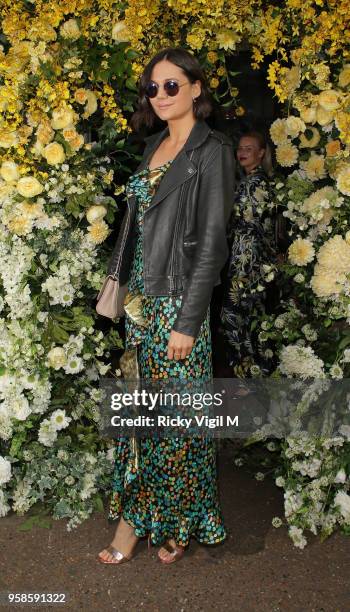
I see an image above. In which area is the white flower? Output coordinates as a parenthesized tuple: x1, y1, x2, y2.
(279, 345, 325, 379)
(0, 456, 11, 485)
(272, 517, 283, 528)
(275, 476, 285, 487)
(38, 418, 57, 447)
(334, 491, 350, 523)
(47, 347, 67, 370)
(329, 364, 343, 379)
(288, 525, 307, 549)
(255, 472, 265, 481)
(334, 469, 347, 484)
(50, 409, 71, 431)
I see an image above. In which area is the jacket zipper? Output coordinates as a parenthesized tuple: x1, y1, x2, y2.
(168, 149, 195, 293)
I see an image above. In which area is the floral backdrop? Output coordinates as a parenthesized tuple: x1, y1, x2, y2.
(0, 0, 349, 546)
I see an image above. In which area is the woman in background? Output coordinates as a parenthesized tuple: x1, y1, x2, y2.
(220, 130, 277, 378)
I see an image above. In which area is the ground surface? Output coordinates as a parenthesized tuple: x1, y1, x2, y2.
(1, 446, 349, 612)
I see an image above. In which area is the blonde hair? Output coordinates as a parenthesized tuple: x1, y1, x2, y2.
(239, 131, 274, 177)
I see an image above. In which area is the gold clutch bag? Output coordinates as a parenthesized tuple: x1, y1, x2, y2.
(96, 275, 128, 319)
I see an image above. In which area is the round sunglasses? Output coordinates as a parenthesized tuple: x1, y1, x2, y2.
(144, 79, 190, 99)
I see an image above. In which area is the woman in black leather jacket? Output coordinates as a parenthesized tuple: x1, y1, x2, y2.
(98, 47, 235, 566)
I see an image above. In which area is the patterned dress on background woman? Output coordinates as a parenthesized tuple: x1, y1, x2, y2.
(108, 160, 226, 547)
(220, 165, 277, 377)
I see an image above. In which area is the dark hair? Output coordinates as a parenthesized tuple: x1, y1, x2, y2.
(130, 47, 213, 131)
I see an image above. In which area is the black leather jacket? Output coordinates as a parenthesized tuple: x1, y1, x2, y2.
(106, 119, 235, 338)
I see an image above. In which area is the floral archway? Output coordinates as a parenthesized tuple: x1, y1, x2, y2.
(0, 0, 349, 546)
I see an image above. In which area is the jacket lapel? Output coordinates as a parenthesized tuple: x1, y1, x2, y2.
(131, 121, 212, 212)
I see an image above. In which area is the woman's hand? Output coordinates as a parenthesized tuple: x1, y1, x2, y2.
(167, 330, 195, 361)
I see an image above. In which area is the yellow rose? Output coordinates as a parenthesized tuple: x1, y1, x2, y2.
(62, 126, 78, 141)
(36, 122, 55, 145)
(17, 176, 44, 198)
(288, 238, 315, 266)
(0, 129, 18, 149)
(236, 106, 245, 117)
(300, 154, 326, 181)
(111, 21, 130, 42)
(318, 90, 340, 112)
(316, 105, 333, 126)
(338, 65, 350, 89)
(310, 270, 343, 297)
(86, 205, 107, 224)
(51, 107, 75, 130)
(299, 106, 317, 124)
(0, 160, 20, 182)
(83, 91, 98, 118)
(210, 77, 219, 89)
(286, 116, 306, 138)
(59, 18, 81, 41)
(69, 134, 84, 150)
(74, 89, 88, 104)
(43, 142, 66, 165)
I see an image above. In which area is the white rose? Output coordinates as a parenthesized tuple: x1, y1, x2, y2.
(47, 347, 67, 370)
(86, 205, 107, 223)
(0, 456, 11, 485)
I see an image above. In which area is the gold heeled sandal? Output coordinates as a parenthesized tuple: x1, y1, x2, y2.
(98, 544, 133, 564)
(157, 541, 186, 565)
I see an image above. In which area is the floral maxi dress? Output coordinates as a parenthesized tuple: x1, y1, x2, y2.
(108, 160, 227, 547)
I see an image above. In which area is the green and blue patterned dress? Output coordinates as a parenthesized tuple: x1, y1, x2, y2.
(108, 160, 227, 547)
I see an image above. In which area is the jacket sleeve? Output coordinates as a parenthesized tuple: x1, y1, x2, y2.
(172, 141, 236, 338)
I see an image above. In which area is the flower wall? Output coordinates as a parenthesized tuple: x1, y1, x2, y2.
(0, 0, 349, 544)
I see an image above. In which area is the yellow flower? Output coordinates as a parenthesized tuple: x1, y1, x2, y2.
(51, 107, 75, 130)
(0, 129, 18, 149)
(310, 270, 343, 297)
(112, 21, 130, 42)
(336, 166, 350, 196)
(82, 91, 98, 118)
(216, 29, 238, 51)
(285, 66, 301, 95)
(17, 176, 44, 198)
(286, 116, 306, 138)
(288, 238, 315, 266)
(69, 134, 84, 150)
(236, 106, 245, 117)
(301, 186, 338, 225)
(299, 127, 320, 148)
(87, 220, 109, 244)
(36, 122, 55, 145)
(0, 161, 20, 182)
(299, 106, 317, 124)
(270, 119, 289, 145)
(207, 51, 218, 64)
(74, 89, 88, 104)
(60, 19, 81, 41)
(300, 154, 326, 181)
(217, 66, 226, 77)
(43, 142, 66, 165)
(325, 140, 341, 157)
(210, 78, 219, 89)
(19, 201, 44, 218)
(317, 235, 350, 273)
(318, 89, 340, 112)
(7, 215, 32, 236)
(86, 205, 107, 224)
(276, 143, 299, 167)
(338, 65, 350, 89)
(62, 126, 78, 141)
(316, 105, 333, 126)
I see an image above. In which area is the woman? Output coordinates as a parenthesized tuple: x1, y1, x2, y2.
(98, 47, 235, 565)
(220, 131, 277, 378)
